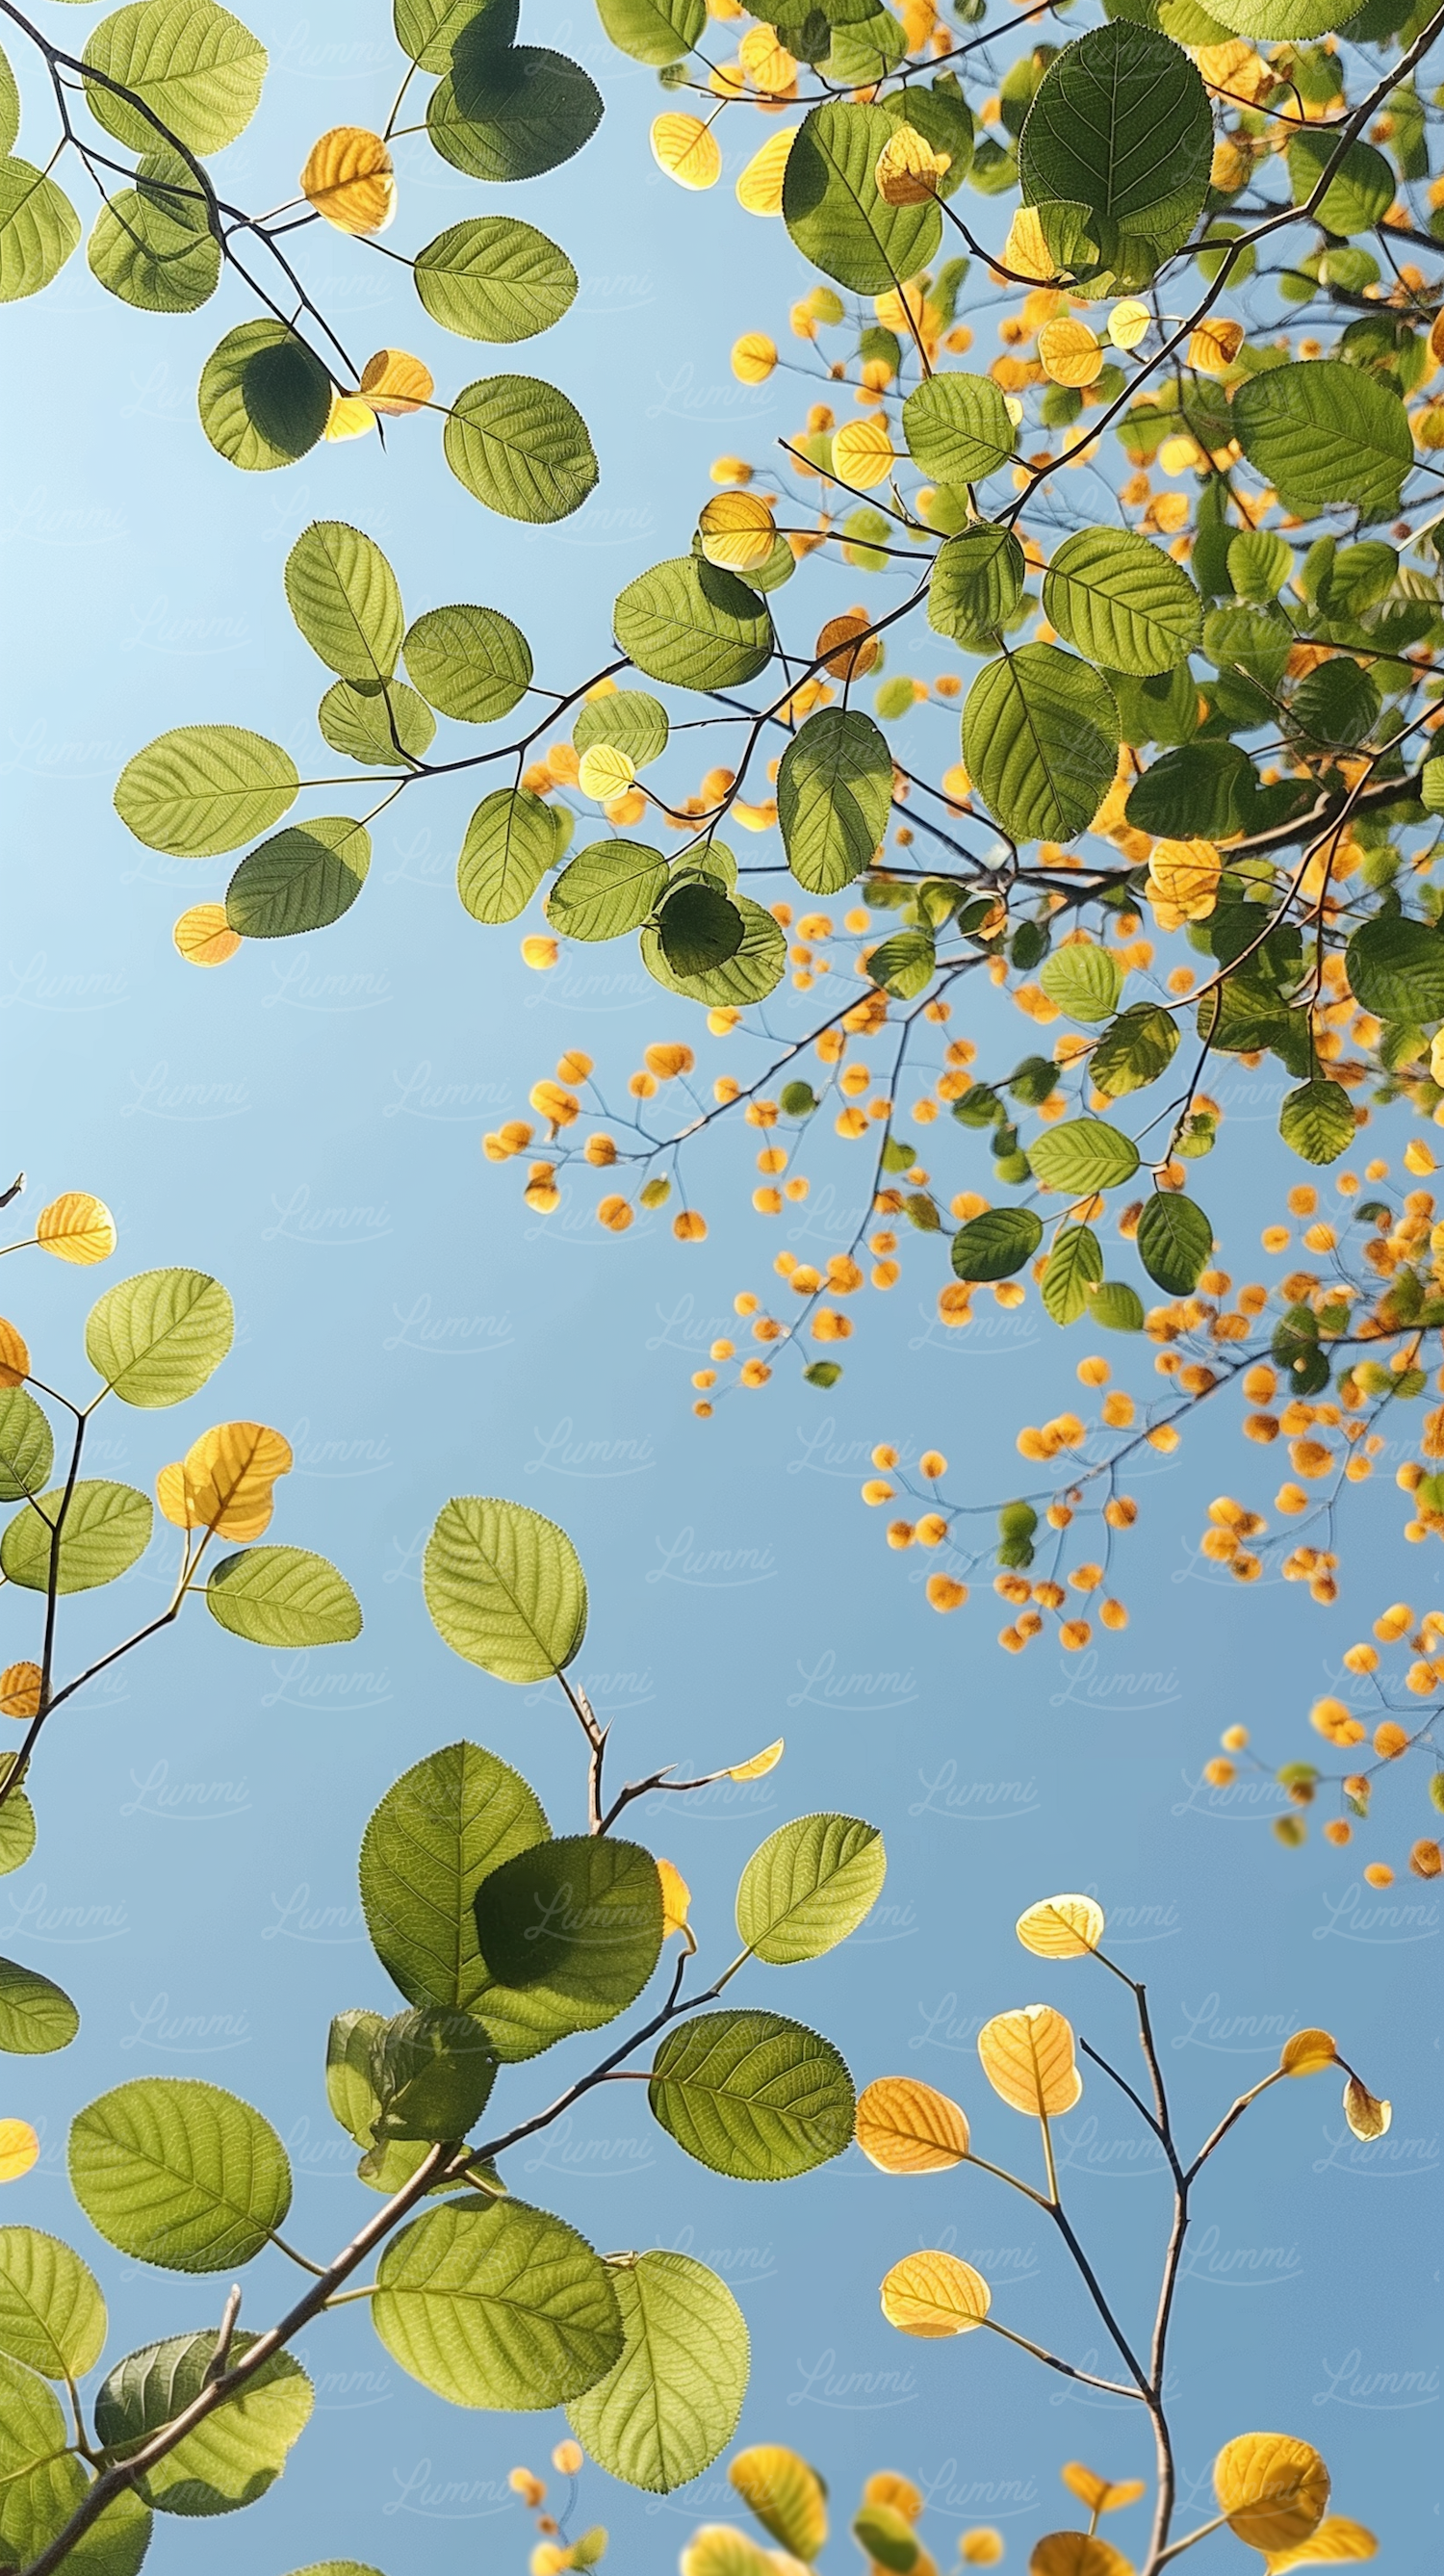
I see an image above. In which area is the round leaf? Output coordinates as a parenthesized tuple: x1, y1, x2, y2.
(359, 1739, 550, 2017)
(87, 155, 219, 312)
(198, 320, 331, 472)
(0, 2229, 106, 2378)
(68, 2078, 292, 2272)
(82, 0, 267, 155)
(0, 158, 78, 301)
(547, 840, 668, 943)
(929, 526, 1025, 647)
(614, 557, 772, 692)
(95, 2331, 312, 2515)
(736, 1815, 886, 1965)
(318, 679, 434, 767)
(977, 2004, 1081, 2116)
(444, 374, 598, 523)
(567, 2252, 748, 2493)
(1, 1481, 153, 1594)
(783, 101, 941, 294)
(425, 1496, 587, 1681)
(658, 882, 744, 977)
(415, 215, 577, 342)
(855, 2075, 969, 2174)
(730, 2447, 828, 2560)
(1019, 23, 1212, 274)
(0, 1389, 53, 1504)
(1213, 2433, 1329, 2552)
(1038, 943, 1122, 1025)
(374, 2198, 623, 2408)
(881, 2249, 991, 2336)
(114, 725, 298, 858)
(205, 1546, 361, 1646)
(86, 1268, 232, 1408)
(648, 2009, 855, 2181)
(1029, 1118, 1139, 1193)
(1016, 1894, 1104, 1958)
(951, 1206, 1044, 1283)
(474, 1835, 663, 2033)
(404, 604, 532, 723)
(427, 40, 603, 183)
(904, 372, 1015, 485)
(574, 690, 669, 769)
(1233, 363, 1410, 521)
(639, 893, 785, 1005)
(1346, 914, 1444, 1025)
(0, 1959, 79, 2056)
(1279, 1079, 1354, 1167)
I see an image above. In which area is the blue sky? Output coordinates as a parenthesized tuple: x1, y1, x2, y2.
(1, 3, 1438, 2568)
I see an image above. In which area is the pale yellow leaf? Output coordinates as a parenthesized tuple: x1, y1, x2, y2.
(1107, 299, 1149, 351)
(1146, 838, 1221, 927)
(1060, 2465, 1145, 2516)
(699, 489, 777, 570)
(173, 902, 241, 966)
(360, 347, 434, 416)
(652, 113, 722, 191)
(1214, 2434, 1330, 2552)
(0, 2121, 39, 2183)
(1039, 319, 1103, 388)
(1189, 318, 1245, 376)
(729, 1738, 783, 1781)
(736, 128, 796, 217)
(1279, 2028, 1336, 2076)
(978, 2004, 1082, 2117)
(1342, 2077, 1390, 2141)
(0, 1663, 41, 1721)
(880, 2249, 991, 2337)
(864, 2473, 922, 2522)
(1266, 2517, 1377, 2571)
(578, 744, 637, 803)
(657, 1857, 691, 1937)
(1030, 2538, 1132, 2576)
(832, 416, 896, 490)
(300, 125, 396, 234)
(0, 1320, 29, 1389)
(729, 2448, 827, 2561)
(856, 2075, 969, 2174)
(36, 1193, 116, 1267)
(1017, 1895, 1104, 1960)
(324, 392, 376, 442)
(733, 332, 779, 382)
(1002, 205, 1060, 283)
(874, 123, 951, 206)
(738, 24, 796, 91)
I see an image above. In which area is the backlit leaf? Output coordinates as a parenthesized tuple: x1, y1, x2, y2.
(1279, 1080, 1354, 1168)
(1030, 1120, 1139, 1194)
(86, 1267, 232, 1407)
(640, 894, 786, 1006)
(285, 523, 404, 683)
(374, 2198, 623, 2409)
(614, 557, 772, 692)
(456, 787, 555, 924)
(1016, 1894, 1104, 1958)
(1345, 915, 1444, 1025)
(735, 1814, 886, 1964)
(1029, 2537, 1133, 2576)
(68, 2078, 292, 2271)
(778, 708, 892, 895)
(404, 604, 532, 722)
(95, 2332, 312, 2514)
(1233, 363, 1410, 521)
(855, 2075, 969, 2174)
(904, 372, 1015, 485)
(155, 1420, 291, 1538)
(225, 817, 371, 938)
(1044, 529, 1201, 677)
(1041, 1226, 1103, 1326)
(205, 1545, 360, 1647)
(880, 2249, 991, 2336)
(784, 101, 940, 294)
(1, 1481, 153, 1594)
(729, 2445, 828, 2560)
(649, 2009, 855, 2180)
(444, 374, 597, 522)
(82, 0, 267, 156)
(300, 127, 394, 234)
(1136, 1192, 1211, 1294)
(1019, 23, 1212, 279)
(427, 39, 603, 184)
(115, 726, 298, 857)
(198, 320, 330, 471)
(474, 1836, 663, 2037)
(548, 840, 668, 943)
(415, 215, 577, 342)
(424, 1496, 587, 1680)
(359, 1739, 549, 2017)
(977, 2003, 1082, 2116)
(0, 2228, 106, 2377)
(964, 647, 1119, 844)
(0, 1959, 79, 2055)
(1213, 2434, 1329, 2553)
(0, 1390, 53, 1504)
(952, 1206, 1044, 1283)
(1039, 943, 1122, 1024)
(566, 2251, 748, 2491)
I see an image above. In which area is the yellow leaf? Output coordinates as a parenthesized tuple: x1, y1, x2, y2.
(1030, 2539, 1132, 2576)
(657, 1858, 691, 1936)
(1189, 318, 1246, 376)
(324, 392, 376, 442)
(1146, 838, 1221, 927)
(856, 2075, 969, 2174)
(1002, 206, 1060, 282)
(874, 123, 952, 206)
(0, 1321, 30, 1390)
(360, 348, 434, 416)
(832, 416, 896, 490)
(578, 744, 637, 803)
(1279, 2028, 1336, 2076)
(881, 2249, 991, 2338)
(1107, 299, 1149, 350)
(1060, 2466, 1145, 2516)
(681, 2530, 776, 2576)
(1016, 1894, 1104, 1959)
(699, 490, 777, 571)
(0, 2121, 39, 2183)
(733, 332, 779, 383)
(977, 2004, 1082, 2117)
(729, 2448, 828, 2561)
(961, 2533, 1005, 2566)
(1342, 2076, 1390, 2141)
(36, 1194, 116, 1267)
(0, 1663, 41, 1721)
(173, 903, 241, 967)
(300, 125, 396, 235)
(1266, 2517, 1377, 2571)
(738, 24, 796, 91)
(651, 113, 722, 191)
(1214, 2434, 1330, 2553)
(736, 129, 796, 217)
(729, 1738, 784, 1781)
(159, 1423, 294, 1540)
(1038, 319, 1103, 388)
(864, 2473, 922, 2522)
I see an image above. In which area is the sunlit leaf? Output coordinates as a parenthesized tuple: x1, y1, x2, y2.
(404, 604, 532, 723)
(856, 2075, 969, 2174)
(1016, 1894, 1104, 1959)
(566, 2251, 748, 2491)
(82, 0, 267, 156)
(68, 2077, 292, 2271)
(359, 1740, 549, 2020)
(225, 818, 371, 938)
(880, 2249, 991, 2337)
(374, 2198, 623, 2408)
(205, 1546, 361, 1647)
(1213, 2434, 1329, 2553)
(977, 2004, 1082, 2116)
(36, 1194, 116, 1267)
(649, 2010, 855, 2180)
(424, 1496, 587, 1680)
(0, 1959, 78, 2055)
(444, 374, 598, 522)
(198, 320, 331, 472)
(735, 1814, 886, 1965)
(415, 215, 577, 342)
(0, 2228, 106, 2377)
(964, 648, 1119, 844)
(300, 126, 395, 234)
(729, 2444, 828, 2560)
(0, 2126, 39, 2185)
(116, 725, 298, 856)
(0, 158, 78, 301)
(1, 1481, 152, 1594)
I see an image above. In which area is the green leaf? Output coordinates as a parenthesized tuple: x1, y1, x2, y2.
(428, 39, 604, 182)
(658, 882, 744, 976)
(1279, 1078, 1354, 1166)
(783, 100, 940, 294)
(964, 647, 1119, 843)
(1287, 131, 1393, 237)
(30, 2482, 151, 2576)
(1346, 914, 1444, 1024)
(649, 2010, 855, 2182)
(456, 786, 555, 924)
(0, 2355, 78, 2563)
(547, 839, 668, 942)
(595, 0, 705, 63)
(225, 817, 371, 938)
(567, 2252, 747, 2492)
(0, 45, 16, 157)
(1044, 528, 1201, 676)
(87, 152, 219, 312)
(318, 679, 435, 768)
(425, 1496, 587, 1681)
(1233, 362, 1411, 521)
(0, 1959, 78, 2055)
(640, 894, 786, 1005)
(95, 2333, 312, 2515)
(1, 1481, 152, 1594)
(374, 2199, 623, 2408)
(1289, 657, 1378, 752)
(404, 604, 532, 723)
(0, 2230, 106, 2378)
(82, 0, 267, 155)
(370, 2009, 498, 2142)
(574, 690, 669, 769)
(415, 215, 577, 342)
(777, 708, 892, 895)
(1038, 942, 1122, 1024)
(395, 0, 516, 73)
(444, 374, 597, 523)
(902, 373, 1015, 486)
(0, 159, 81, 301)
(0, 1794, 35, 1883)
(865, 928, 935, 999)
(1203, 602, 1291, 691)
(614, 556, 771, 692)
(950, 1205, 1044, 1281)
(1137, 1191, 1212, 1294)
(1030, 1118, 1139, 1193)
(326, 2009, 389, 2152)
(115, 725, 298, 857)
(1019, 24, 1212, 279)
(928, 525, 1025, 648)
(68, 2079, 291, 2272)
(474, 1837, 663, 2036)
(1205, 0, 1357, 42)
(1042, 1224, 1104, 1324)
(360, 1741, 549, 2018)
(205, 1546, 361, 1646)
(0, 1389, 53, 1504)
(736, 1815, 885, 1965)
(1091, 1001, 1180, 1096)
(1090, 1278, 1146, 1330)
(1124, 737, 1252, 840)
(855, 2504, 918, 2572)
(1227, 529, 1293, 602)
(198, 320, 330, 472)
(285, 523, 404, 684)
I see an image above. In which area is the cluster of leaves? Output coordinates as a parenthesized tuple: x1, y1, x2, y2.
(0, 0, 602, 509)
(0, 1493, 884, 2576)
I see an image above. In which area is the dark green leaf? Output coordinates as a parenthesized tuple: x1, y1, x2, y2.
(950, 1206, 1044, 1281)
(225, 817, 370, 937)
(1136, 1191, 1211, 1294)
(649, 2010, 855, 2181)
